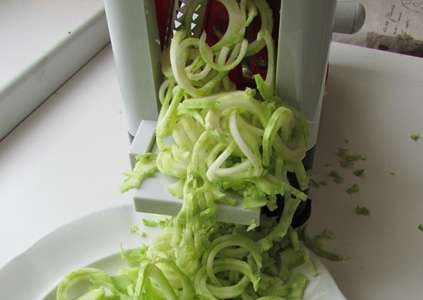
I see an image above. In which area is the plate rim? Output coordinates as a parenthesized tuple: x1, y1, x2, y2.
(0, 204, 346, 300)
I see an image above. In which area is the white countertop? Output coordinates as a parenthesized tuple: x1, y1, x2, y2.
(0, 0, 103, 90)
(0, 48, 131, 267)
(1, 43, 422, 299)
(310, 44, 423, 299)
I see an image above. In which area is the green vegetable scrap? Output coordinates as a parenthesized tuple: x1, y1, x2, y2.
(336, 148, 365, 168)
(247, 219, 258, 232)
(130, 225, 147, 238)
(328, 170, 344, 184)
(121, 153, 157, 193)
(418, 224, 423, 232)
(315, 228, 335, 240)
(353, 169, 365, 177)
(309, 178, 320, 189)
(410, 133, 420, 142)
(300, 227, 349, 262)
(55, 1, 316, 299)
(142, 218, 159, 227)
(319, 180, 328, 186)
(354, 205, 370, 216)
(346, 184, 360, 195)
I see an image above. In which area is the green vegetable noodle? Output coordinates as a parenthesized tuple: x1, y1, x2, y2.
(56, 1, 316, 299)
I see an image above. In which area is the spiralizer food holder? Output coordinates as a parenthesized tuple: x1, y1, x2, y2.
(103, 0, 365, 225)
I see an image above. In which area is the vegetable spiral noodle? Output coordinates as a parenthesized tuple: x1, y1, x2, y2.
(195, 235, 262, 299)
(57, 1, 315, 299)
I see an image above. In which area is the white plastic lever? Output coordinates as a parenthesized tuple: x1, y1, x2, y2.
(104, 0, 161, 136)
(334, 0, 366, 34)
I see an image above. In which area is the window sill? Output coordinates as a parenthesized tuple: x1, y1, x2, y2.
(0, 0, 109, 140)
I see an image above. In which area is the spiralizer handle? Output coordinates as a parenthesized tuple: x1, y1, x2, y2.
(104, 0, 161, 136)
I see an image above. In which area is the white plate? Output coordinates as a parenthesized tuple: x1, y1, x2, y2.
(0, 205, 345, 300)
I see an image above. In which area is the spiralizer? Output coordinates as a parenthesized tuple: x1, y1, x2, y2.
(103, 0, 365, 225)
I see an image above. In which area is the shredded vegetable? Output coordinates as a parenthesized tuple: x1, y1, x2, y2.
(56, 1, 315, 299)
